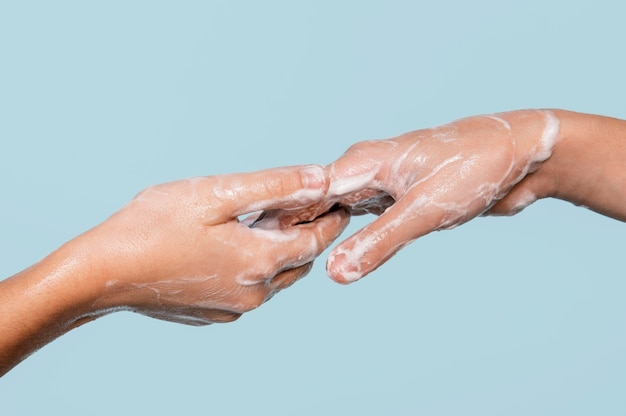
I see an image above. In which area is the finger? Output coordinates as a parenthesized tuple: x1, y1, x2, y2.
(251, 205, 325, 230)
(141, 309, 242, 326)
(251, 201, 338, 230)
(326, 194, 427, 284)
(208, 165, 330, 222)
(326, 174, 484, 283)
(202, 310, 243, 324)
(269, 262, 313, 292)
(251, 207, 350, 277)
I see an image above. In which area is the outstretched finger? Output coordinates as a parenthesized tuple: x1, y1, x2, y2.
(326, 175, 485, 284)
(325, 193, 424, 284)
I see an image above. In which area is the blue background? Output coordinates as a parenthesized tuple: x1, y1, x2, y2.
(1, 1, 625, 414)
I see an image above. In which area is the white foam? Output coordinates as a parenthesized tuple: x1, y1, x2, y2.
(484, 115, 512, 131)
(535, 110, 560, 163)
(506, 189, 538, 215)
(328, 168, 379, 197)
(327, 110, 561, 282)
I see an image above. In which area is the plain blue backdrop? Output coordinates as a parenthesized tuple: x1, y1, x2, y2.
(1, 1, 625, 414)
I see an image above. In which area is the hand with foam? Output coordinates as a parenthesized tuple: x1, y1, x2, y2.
(324, 110, 562, 283)
(0, 165, 349, 375)
(85, 165, 349, 324)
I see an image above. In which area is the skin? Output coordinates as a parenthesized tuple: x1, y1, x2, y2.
(319, 109, 626, 283)
(0, 165, 349, 376)
(2, 109, 624, 375)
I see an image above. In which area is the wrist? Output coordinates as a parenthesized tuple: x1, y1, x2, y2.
(476, 109, 563, 216)
(538, 110, 626, 220)
(33, 237, 109, 326)
(488, 109, 562, 201)
(63, 230, 135, 317)
(0, 237, 107, 374)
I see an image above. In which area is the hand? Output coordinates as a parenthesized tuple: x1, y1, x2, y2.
(322, 110, 561, 283)
(0, 164, 349, 375)
(81, 165, 350, 325)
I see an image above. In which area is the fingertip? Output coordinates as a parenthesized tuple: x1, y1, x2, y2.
(326, 246, 366, 284)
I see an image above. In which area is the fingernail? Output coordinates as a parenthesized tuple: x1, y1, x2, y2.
(301, 165, 326, 189)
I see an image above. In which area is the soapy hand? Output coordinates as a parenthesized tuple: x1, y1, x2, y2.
(321, 110, 560, 283)
(0, 164, 350, 375)
(81, 165, 349, 325)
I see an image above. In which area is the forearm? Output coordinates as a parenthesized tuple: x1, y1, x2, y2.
(0, 239, 103, 376)
(544, 110, 626, 220)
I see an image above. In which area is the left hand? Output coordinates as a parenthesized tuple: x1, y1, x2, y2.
(320, 110, 560, 283)
(263, 111, 559, 283)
